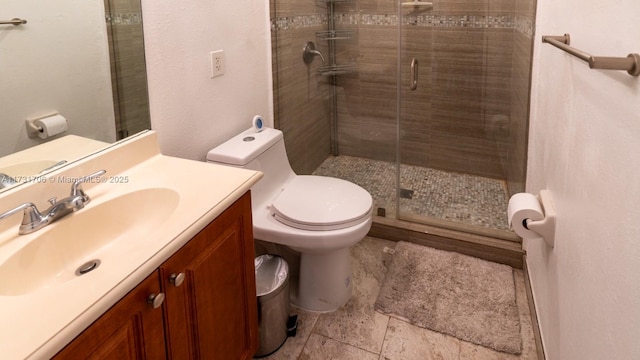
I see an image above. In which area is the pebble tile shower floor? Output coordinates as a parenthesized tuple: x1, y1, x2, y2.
(313, 155, 511, 231)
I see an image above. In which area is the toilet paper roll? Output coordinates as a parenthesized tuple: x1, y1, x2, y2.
(35, 114, 68, 139)
(507, 193, 545, 239)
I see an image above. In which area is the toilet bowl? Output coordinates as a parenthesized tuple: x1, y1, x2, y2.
(207, 127, 373, 312)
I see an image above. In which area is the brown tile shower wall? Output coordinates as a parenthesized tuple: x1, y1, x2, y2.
(334, 23, 399, 163)
(271, 0, 535, 190)
(105, 0, 150, 139)
(403, 26, 514, 179)
(271, 0, 332, 175)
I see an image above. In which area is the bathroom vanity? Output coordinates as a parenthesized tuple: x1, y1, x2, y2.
(54, 192, 258, 359)
(0, 131, 263, 359)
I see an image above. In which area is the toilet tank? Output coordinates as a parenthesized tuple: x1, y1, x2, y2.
(206, 127, 296, 208)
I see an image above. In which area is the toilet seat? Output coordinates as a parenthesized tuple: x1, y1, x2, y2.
(270, 176, 372, 231)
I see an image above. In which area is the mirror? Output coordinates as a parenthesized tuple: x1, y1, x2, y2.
(0, 0, 150, 192)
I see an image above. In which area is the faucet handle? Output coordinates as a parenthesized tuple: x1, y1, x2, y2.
(70, 169, 107, 198)
(0, 202, 43, 228)
(303, 42, 325, 64)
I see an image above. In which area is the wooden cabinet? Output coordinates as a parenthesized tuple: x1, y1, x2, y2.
(160, 191, 258, 359)
(54, 192, 258, 360)
(53, 272, 166, 360)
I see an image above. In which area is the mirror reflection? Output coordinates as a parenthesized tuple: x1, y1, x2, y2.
(0, 0, 150, 192)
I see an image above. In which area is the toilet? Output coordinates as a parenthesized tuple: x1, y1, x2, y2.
(207, 127, 373, 312)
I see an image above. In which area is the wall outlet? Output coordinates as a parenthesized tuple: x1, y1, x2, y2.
(210, 50, 225, 78)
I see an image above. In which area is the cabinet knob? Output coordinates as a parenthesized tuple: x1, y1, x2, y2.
(169, 272, 185, 287)
(147, 292, 165, 309)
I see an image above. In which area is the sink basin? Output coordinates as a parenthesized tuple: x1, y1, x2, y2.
(0, 188, 179, 296)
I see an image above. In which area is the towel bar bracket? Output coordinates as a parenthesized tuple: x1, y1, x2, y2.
(624, 54, 640, 76)
(543, 34, 570, 45)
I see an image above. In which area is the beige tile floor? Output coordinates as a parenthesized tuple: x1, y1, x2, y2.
(260, 237, 538, 360)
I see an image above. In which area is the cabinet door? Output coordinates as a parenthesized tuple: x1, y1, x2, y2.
(53, 271, 166, 360)
(161, 192, 258, 360)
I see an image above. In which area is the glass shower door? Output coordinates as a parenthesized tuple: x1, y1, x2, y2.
(396, 2, 435, 227)
(104, 0, 151, 139)
(396, 1, 518, 240)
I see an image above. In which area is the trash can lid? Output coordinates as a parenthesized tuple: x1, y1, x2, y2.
(255, 254, 289, 297)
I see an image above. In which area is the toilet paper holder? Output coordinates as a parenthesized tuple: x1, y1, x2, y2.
(26, 114, 49, 137)
(25, 113, 67, 139)
(522, 190, 556, 248)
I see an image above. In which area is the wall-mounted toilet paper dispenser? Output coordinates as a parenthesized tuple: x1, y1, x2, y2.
(508, 190, 557, 247)
(25, 113, 68, 139)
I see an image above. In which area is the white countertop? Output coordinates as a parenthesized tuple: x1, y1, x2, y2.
(0, 131, 262, 359)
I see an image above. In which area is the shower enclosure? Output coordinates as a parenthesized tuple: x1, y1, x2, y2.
(270, 0, 536, 241)
(104, 0, 150, 139)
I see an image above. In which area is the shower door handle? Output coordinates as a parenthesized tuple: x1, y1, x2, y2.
(410, 58, 418, 90)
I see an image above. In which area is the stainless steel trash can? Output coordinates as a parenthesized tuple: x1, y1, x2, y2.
(254, 254, 290, 357)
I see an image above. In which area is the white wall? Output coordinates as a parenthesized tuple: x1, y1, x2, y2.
(1, 0, 116, 156)
(528, 0, 640, 359)
(141, 0, 273, 161)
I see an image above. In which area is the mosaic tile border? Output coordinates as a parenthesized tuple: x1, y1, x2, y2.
(272, 13, 535, 34)
(272, 14, 328, 31)
(334, 13, 361, 26)
(383, 14, 514, 28)
(514, 15, 534, 38)
(106, 12, 142, 25)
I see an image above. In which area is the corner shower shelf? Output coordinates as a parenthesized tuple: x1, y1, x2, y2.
(316, 30, 354, 41)
(316, 0, 357, 77)
(319, 63, 357, 76)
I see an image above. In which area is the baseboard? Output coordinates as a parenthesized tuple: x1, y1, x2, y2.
(523, 255, 546, 360)
(368, 215, 524, 269)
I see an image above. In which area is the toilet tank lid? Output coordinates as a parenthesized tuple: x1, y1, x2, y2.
(206, 127, 282, 166)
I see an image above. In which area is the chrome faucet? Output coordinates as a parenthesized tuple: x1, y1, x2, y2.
(0, 170, 106, 234)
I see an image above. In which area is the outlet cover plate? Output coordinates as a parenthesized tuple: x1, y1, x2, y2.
(210, 50, 225, 78)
